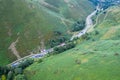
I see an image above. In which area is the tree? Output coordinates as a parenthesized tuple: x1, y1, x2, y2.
(14, 68, 23, 75)
(0, 66, 10, 76)
(7, 71, 13, 80)
(37, 59, 43, 63)
(71, 20, 85, 32)
(48, 36, 67, 48)
(95, 30, 99, 35)
(69, 42, 75, 48)
(53, 42, 75, 54)
(82, 33, 88, 40)
(14, 74, 26, 80)
(53, 31, 62, 36)
(66, 42, 75, 49)
(18, 59, 34, 69)
(0, 66, 3, 76)
(1, 75, 6, 80)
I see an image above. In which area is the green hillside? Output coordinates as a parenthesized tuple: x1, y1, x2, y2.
(25, 6, 120, 80)
(0, 0, 94, 65)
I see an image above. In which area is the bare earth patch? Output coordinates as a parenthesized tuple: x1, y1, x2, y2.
(101, 26, 120, 40)
(8, 37, 21, 59)
(81, 58, 88, 63)
(100, 27, 116, 39)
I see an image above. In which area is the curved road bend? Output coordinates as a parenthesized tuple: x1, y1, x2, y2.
(70, 9, 97, 40)
(9, 7, 98, 67)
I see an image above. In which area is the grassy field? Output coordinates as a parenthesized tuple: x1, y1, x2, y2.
(0, 0, 94, 65)
(44, 0, 95, 21)
(24, 6, 120, 80)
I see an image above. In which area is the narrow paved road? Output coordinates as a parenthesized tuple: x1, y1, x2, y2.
(71, 9, 97, 40)
(9, 7, 98, 67)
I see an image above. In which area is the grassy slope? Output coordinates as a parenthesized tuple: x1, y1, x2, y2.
(0, 0, 68, 65)
(25, 6, 120, 80)
(44, 0, 95, 21)
(0, 0, 94, 65)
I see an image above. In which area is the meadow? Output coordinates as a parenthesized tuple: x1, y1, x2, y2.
(0, 0, 94, 65)
(24, 6, 120, 80)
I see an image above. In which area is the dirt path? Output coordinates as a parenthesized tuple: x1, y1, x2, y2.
(103, 10, 109, 20)
(40, 0, 58, 10)
(8, 37, 21, 59)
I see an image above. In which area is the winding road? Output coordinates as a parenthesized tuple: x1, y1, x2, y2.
(70, 9, 97, 40)
(8, 7, 98, 67)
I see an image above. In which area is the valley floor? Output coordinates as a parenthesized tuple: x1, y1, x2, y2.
(24, 6, 120, 80)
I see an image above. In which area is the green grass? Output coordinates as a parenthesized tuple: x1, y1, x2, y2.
(24, 6, 120, 80)
(44, 0, 95, 21)
(25, 40, 120, 80)
(0, 0, 94, 65)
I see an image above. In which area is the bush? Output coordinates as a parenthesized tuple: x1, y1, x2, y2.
(95, 30, 99, 35)
(1, 75, 6, 80)
(71, 20, 85, 32)
(14, 74, 26, 80)
(37, 59, 43, 63)
(7, 71, 13, 80)
(53, 42, 75, 54)
(14, 68, 23, 75)
(48, 36, 67, 48)
(81, 33, 89, 40)
(0, 59, 34, 80)
(0, 66, 9, 76)
(75, 59, 81, 65)
(18, 59, 34, 69)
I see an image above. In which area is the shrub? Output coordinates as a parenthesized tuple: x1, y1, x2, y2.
(7, 71, 13, 80)
(53, 42, 75, 54)
(14, 74, 26, 80)
(37, 59, 43, 63)
(48, 36, 67, 48)
(1, 75, 6, 80)
(95, 30, 99, 35)
(18, 59, 34, 69)
(71, 20, 85, 32)
(14, 68, 23, 75)
(75, 59, 81, 65)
